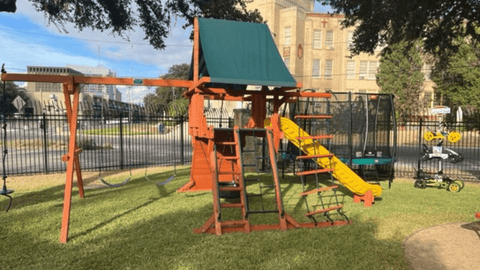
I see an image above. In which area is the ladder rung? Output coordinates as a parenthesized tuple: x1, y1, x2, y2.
(305, 205, 343, 217)
(247, 210, 279, 214)
(296, 168, 334, 176)
(219, 186, 243, 192)
(297, 154, 334, 159)
(300, 185, 339, 196)
(221, 220, 247, 226)
(220, 156, 238, 160)
(296, 135, 334, 140)
(221, 203, 244, 208)
(294, 114, 332, 119)
(216, 141, 236, 146)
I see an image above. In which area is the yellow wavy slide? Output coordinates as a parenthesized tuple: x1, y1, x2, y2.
(278, 117, 382, 197)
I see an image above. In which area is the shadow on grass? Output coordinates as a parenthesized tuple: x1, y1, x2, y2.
(4, 211, 409, 269)
(1, 167, 191, 211)
(69, 197, 161, 241)
(0, 175, 414, 269)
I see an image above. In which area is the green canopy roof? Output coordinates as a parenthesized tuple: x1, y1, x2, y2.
(189, 18, 297, 88)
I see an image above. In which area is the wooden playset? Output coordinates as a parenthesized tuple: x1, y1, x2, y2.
(1, 17, 384, 242)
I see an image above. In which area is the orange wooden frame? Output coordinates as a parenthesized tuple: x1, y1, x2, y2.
(0, 17, 332, 242)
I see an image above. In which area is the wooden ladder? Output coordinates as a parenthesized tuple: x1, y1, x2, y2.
(195, 127, 250, 235)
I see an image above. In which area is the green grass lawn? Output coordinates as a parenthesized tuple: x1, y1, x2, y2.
(1, 167, 479, 270)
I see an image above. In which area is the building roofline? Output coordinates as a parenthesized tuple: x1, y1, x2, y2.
(306, 13, 344, 18)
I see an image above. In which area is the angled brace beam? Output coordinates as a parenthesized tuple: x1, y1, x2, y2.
(60, 79, 85, 243)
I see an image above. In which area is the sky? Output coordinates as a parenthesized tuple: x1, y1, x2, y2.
(0, 1, 332, 104)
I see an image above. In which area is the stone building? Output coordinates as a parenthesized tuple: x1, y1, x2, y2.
(25, 66, 85, 113)
(66, 64, 122, 102)
(210, 0, 436, 114)
(25, 65, 122, 114)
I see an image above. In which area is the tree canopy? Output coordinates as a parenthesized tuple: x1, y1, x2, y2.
(329, 0, 480, 58)
(433, 41, 480, 109)
(376, 41, 428, 122)
(143, 63, 189, 115)
(0, 0, 263, 50)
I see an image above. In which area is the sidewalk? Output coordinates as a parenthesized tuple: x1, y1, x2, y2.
(403, 222, 480, 270)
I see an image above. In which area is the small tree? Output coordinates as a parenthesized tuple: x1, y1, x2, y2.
(376, 41, 428, 123)
(147, 63, 189, 116)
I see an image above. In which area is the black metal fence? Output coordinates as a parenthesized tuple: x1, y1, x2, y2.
(1, 107, 233, 175)
(395, 115, 480, 181)
(2, 104, 479, 182)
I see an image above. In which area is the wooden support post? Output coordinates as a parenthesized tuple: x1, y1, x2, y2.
(247, 94, 267, 128)
(60, 80, 84, 243)
(353, 190, 374, 207)
(266, 129, 287, 230)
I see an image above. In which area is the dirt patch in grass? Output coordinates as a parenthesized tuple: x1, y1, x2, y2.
(404, 222, 480, 270)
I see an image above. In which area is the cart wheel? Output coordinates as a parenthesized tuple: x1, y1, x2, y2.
(423, 132, 435, 141)
(447, 131, 462, 143)
(453, 180, 465, 190)
(439, 182, 448, 189)
(448, 182, 461, 192)
(448, 153, 464, 164)
(414, 179, 427, 189)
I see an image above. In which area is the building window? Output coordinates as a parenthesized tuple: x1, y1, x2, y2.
(285, 27, 291, 46)
(347, 60, 355, 79)
(347, 31, 354, 50)
(313, 30, 322, 49)
(359, 61, 368, 79)
(325, 60, 333, 79)
(368, 61, 377, 80)
(326, 31, 334, 49)
(359, 61, 377, 80)
(284, 57, 290, 72)
(312, 59, 321, 78)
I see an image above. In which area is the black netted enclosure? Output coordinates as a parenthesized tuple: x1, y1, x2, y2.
(278, 92, 397, 187)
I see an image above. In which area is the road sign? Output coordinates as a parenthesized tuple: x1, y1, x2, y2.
(12, 96, 26, 111)
(431, 106, 450, 114)
(133, 79, 143, 85)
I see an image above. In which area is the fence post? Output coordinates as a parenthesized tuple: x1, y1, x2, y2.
(180, 115, 184, 165)
(417, 118, 423, 173)
(120, 114, 124, 170)
(43, 112, 48, 173)
(348, 92, 353, 167)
